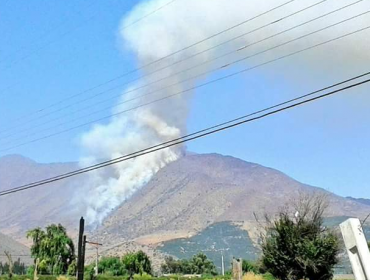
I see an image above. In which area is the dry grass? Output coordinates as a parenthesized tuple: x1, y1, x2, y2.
(242, 272, 265, 280)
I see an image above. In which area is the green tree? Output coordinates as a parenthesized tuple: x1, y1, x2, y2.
(189, 253, 217, 275)
(122, 251, 152, 278)
(98, 256, 126, 276)
(261, 194, 340, 280)
(13, 258, 26, 275)
(161, 256, 182, 274)
(27, 224, 75, 275)
(161, 253, 217, 275)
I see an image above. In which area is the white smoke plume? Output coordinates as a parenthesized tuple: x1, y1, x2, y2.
(79, 0, 370, 225)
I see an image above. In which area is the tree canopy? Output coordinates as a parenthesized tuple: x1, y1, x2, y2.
(122, 251, 152, 277)
(161, 253, 217, 275)
(261, 194, 340, 280)
(27, 224, 75, 275)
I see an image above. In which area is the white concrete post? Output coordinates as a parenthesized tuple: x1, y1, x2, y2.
(340, 218, 370, 280)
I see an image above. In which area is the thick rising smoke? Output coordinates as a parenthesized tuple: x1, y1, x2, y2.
(79, 0, 370, 225)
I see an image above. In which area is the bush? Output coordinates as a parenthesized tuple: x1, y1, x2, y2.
(122, 251, 152, 277)
(133, 273, 151, 280)
(261, 194, 340, 280)
(98, 257, 126, 276)
(261, 273, 275, 280)
(161, 253, 217, 275)
(67, 260, 77, 276)
(241, 260, 258, 274)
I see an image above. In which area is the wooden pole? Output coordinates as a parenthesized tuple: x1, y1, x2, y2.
(77, 217, 85, 280)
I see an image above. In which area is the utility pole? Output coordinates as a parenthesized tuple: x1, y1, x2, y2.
(85, 240, 103, 276)
(77, 217, 85, 280)
(221, 253, 225, 276)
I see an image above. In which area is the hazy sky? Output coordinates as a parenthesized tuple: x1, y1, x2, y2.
(0, 0, 369, 199)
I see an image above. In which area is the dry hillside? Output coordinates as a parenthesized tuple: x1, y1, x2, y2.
(0, 232, 32, 265)
(0, 155, 82, 243)
(95, 153, 370, 248)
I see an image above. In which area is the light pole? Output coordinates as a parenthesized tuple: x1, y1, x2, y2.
(85, 240, 103, 276)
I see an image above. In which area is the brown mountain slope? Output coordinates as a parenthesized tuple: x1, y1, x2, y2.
(96, 153, 370, 247)
(0, 155, 82, 243)
(0, 232, 32, 265)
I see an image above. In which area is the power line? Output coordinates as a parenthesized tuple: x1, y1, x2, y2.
(0, 0, 177, 71)
(0, 254, 31, 257)
(0, 1, 97, 65)
(1, 17, 369, 152)
(0, 3, 98, 70)
(0, 0, 298, 127)
(119, 0, 177, 31)
(1, 0, 354, 138)
(0, 73, 369, 197)
(0, 0, 364, 142)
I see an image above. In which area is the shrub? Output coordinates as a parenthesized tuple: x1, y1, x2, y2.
(241, 260, 258, 274)
(133, 272, 151, 280)
(98, 257, 126, 276)
(67, 260, 77, 276)
(261, 273, 275, 280)
(261, 194, 340, 280)
(161, 253, 217, 275)
(122, 251, 152, 277)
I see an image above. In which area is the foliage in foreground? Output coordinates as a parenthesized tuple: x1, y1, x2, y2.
(261, 194, 340, 280)
(122, 251, 152, 277)
(161, 253, 217, 276)
(27, 224, 75, 275)
(241, 260, 259, 274)
(85, 251, 151, 278)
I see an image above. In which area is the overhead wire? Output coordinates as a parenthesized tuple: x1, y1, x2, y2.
(0, 0, 177, 70)
(119, 0, 177, 31)
(0, 73, 369, 197)
(0, 12, 369, 152)
(0, 0, 352, 138)
(0, 1, 97, 65)
(0, 0, 299, 127)
(0, 0, 364, 142)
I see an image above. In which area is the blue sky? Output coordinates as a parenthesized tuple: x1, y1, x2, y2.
(0, 0, 369, 199)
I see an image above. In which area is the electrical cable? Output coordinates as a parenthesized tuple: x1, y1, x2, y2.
(0, 17, 369, 152)
(0, 74, 369, 197)
(1, 0, 356, 138)
(0, 0, 363, 141)
(0, 0, 299, 126)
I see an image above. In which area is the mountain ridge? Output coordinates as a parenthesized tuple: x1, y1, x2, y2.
(1, 153, 369, 249)
(95, 153, 370, 248)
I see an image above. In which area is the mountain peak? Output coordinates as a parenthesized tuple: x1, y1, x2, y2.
(0, 154, 36, 165)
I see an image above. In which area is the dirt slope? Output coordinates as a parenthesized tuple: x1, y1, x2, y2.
(96, 153, 370, 247)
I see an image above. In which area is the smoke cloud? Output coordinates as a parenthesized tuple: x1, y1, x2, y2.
(78, 0, 370, 225)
